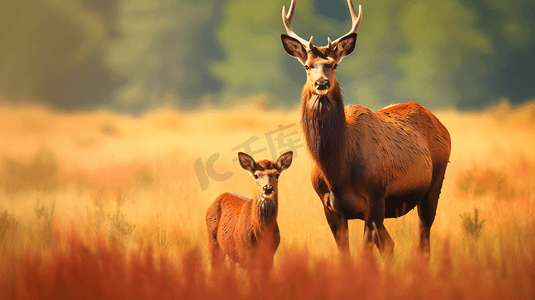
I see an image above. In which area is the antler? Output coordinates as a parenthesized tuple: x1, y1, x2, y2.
(282, 0, 313, 48)
(331, 0, 362, 46)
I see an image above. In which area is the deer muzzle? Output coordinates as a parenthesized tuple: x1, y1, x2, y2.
(315, 80, 330, 94)
(263, 185, 274, 197)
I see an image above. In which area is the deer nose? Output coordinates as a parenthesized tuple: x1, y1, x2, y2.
(315, 80, 330, 90)
(263, 185, 274, 195)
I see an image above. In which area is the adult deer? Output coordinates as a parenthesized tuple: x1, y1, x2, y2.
(206, 151, 293, 272)
(280, 0, 451, 258)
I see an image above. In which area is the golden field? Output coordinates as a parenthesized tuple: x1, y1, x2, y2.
(0, 100, 534, 299)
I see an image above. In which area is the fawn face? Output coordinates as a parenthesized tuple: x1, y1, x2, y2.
(238, 151, 293, 199)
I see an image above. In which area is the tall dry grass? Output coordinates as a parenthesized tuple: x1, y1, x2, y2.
(0, 100, 534, 299)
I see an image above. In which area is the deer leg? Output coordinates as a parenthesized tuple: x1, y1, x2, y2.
(417, 178, 443, 258)
(363, 222, 394, 259)
(253, 229, 278, 274)
(208, 238, 225, 273)
(417, 201, 435, 259)
(313, 171, 350, 256)
(323, 203, 350, 256)
(363, 197, 394, 259)
(206, 203, 225, 273)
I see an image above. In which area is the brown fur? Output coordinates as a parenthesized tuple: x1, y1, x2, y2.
(305, 64, 450, 259)
(206, 152, 292, 272)
(281, 2, 451, 258)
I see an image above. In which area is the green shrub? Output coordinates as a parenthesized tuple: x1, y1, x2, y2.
(106, 193, 135, 245)
(459, 208, 485, 240)
(34, 199, 55, 245)
(0, 210, 17, 245)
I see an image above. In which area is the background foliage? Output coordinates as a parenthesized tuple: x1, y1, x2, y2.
(1, 0, 533, 112)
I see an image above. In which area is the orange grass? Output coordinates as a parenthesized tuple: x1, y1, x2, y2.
(1, 227, 533, 300)
(0, 101, 534, 299)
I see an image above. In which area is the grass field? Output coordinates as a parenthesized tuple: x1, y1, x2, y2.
(0, 100, 534, 299)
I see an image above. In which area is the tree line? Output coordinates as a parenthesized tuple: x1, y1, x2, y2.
(0, 0, 533, 112)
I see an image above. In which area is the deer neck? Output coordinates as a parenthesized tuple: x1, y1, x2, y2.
(252, 194, 278, 232)
(301, 84, 347, 176)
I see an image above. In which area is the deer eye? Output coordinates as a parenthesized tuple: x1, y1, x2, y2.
(305, 65, 310, 70)
(254, 174, 259, 179)
(276, 174, 280, 179)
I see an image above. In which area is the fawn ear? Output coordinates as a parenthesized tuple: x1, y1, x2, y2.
(276, 151, 293, 173)
(238, 152, 256, 174)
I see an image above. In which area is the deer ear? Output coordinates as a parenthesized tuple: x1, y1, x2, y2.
(281, 34, 307, 65)
(238, 152, 256, 173)
(335, 33, 357, 58)
(276, 151, 293, 172)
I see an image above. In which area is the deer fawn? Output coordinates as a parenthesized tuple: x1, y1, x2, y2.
(280, 0, 451, 259)
(206, 151, 293, 272)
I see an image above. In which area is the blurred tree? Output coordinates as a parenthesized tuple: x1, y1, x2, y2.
(0, 0, 123, 109)
(455, 0, 535, 109)
(395, 0, 494, 109)
(213, 0, 534, 110)
(0, 0, 533, 112)
(212, 0, 359, 107)
(211, 0, 299, 107)
(106, 0, 223, 112)
(324, 0, 408, 109)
